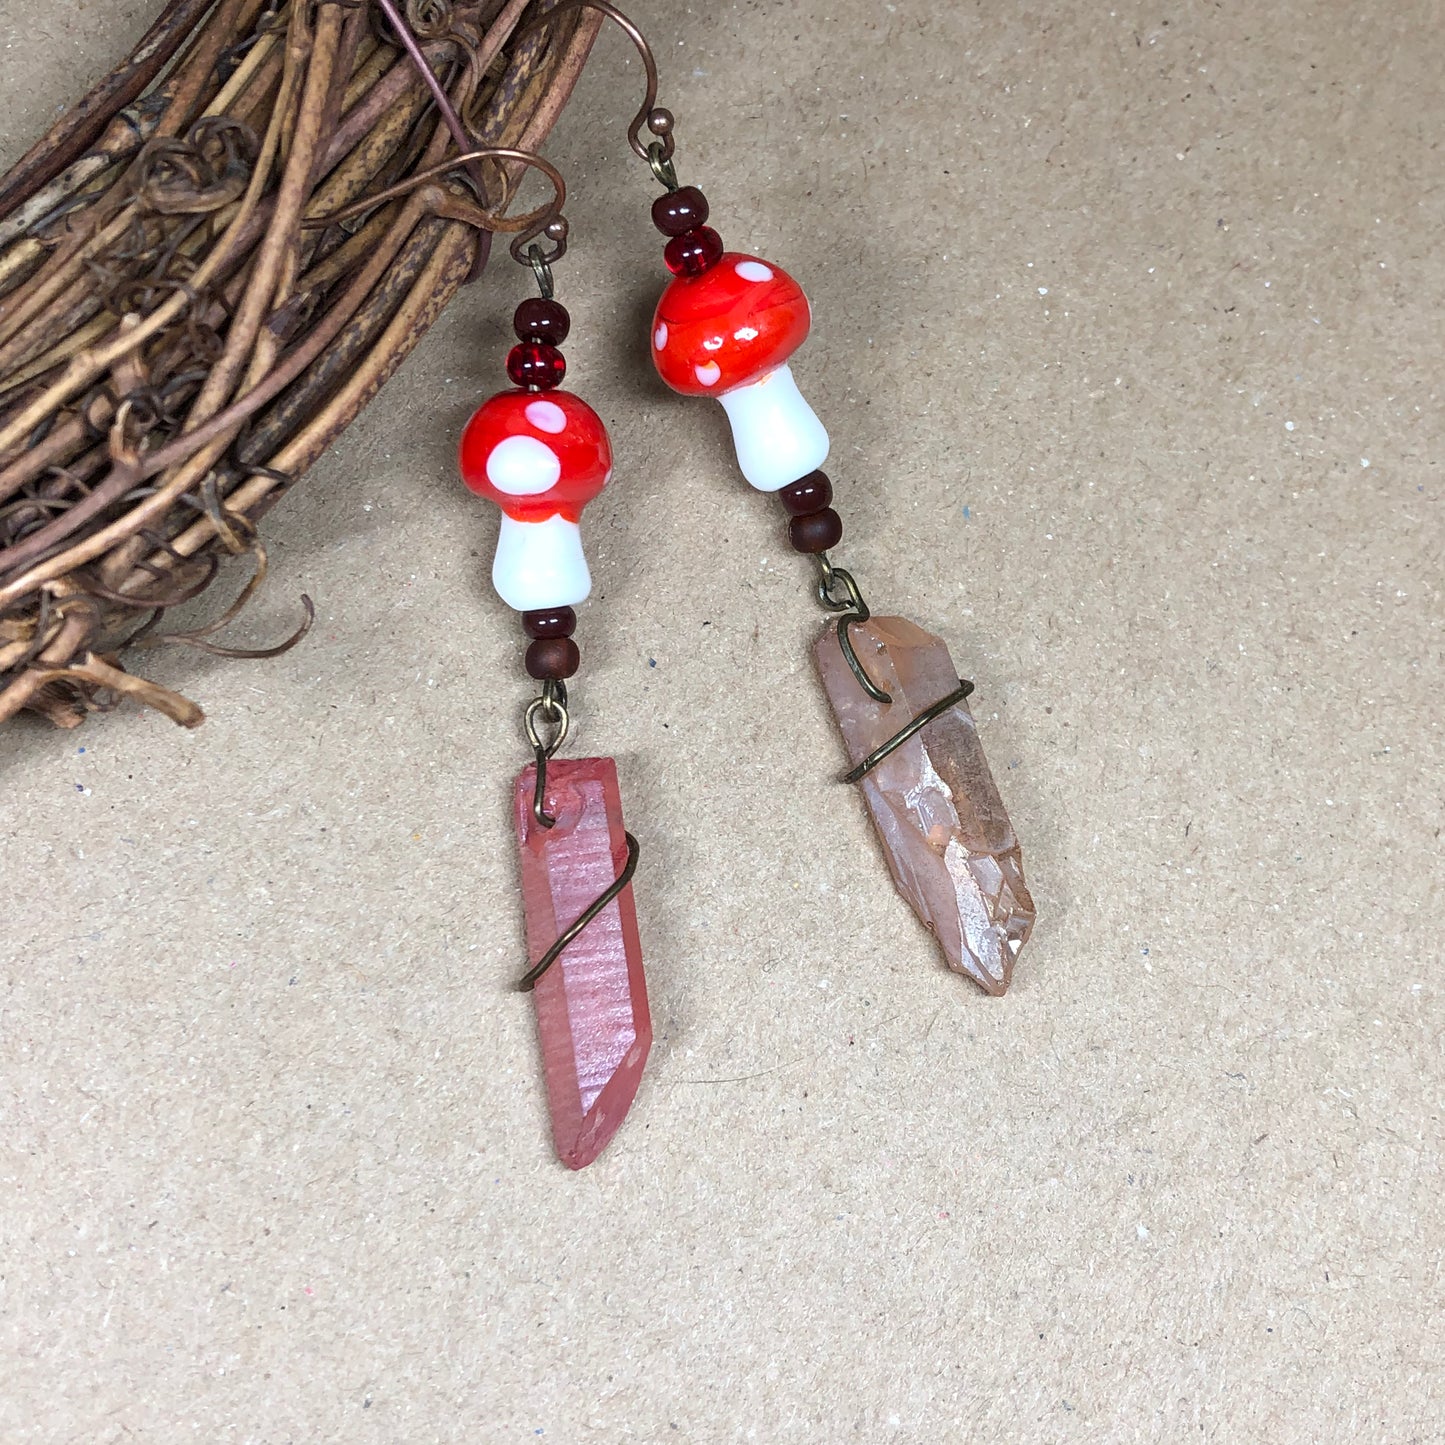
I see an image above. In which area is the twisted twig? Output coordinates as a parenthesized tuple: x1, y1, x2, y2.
(0, 0, 602, 729)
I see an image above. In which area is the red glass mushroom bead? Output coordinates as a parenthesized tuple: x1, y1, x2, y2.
(651, 252, 828, 492)
(459, 390, 613, 611)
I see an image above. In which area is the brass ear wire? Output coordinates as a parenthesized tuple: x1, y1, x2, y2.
(375, 0, 573, 281)
(304, 146, 569, 281)
(514, 0, 679, 188)
(463, 147, 570, 273)
(373, 0, 482, 185)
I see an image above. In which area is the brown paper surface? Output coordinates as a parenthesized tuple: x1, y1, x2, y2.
(2, 3, 1440, 1439)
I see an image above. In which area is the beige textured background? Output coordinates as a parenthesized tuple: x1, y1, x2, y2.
(2, 2, 1441, 1441)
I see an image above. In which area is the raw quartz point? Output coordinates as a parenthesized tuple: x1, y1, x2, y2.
(514, 757, 650, 1168)
(816, 617, 1035, 993)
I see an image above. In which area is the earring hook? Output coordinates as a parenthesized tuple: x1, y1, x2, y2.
(375, 0, 573, 278)
(304, 146, 569, 278)
(514, 0, 678, 186)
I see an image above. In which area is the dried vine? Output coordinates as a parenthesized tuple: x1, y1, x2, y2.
(0, 0, 600, 729)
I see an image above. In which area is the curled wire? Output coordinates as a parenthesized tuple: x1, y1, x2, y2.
(70, 552, 220, 608)
(127, 497, 315, 660)
(815, 553, 892, 705)
(130, 117, 258, 215)
(812, 557, 981, 783)
(841, 678, 975, 784)
(517, 830, 641, 991)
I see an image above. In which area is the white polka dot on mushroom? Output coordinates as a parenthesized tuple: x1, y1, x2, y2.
(694, 360, 722, 387)
(653, 323, 668, 350)
(735, 260, 774, 283)
(524, 399, 567, 433)
(485, 434, 561, 494)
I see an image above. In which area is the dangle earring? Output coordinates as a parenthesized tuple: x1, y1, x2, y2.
(539, 3, 1036, 993)
(455, 152, 649, 1168)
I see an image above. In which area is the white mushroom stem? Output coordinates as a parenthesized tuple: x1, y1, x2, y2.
(717, 364, 830, 492)
(492, 513, 592, 611)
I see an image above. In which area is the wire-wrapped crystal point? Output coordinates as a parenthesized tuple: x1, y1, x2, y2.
(515, 757, 650, 1168)
(816, 616, 1035, 993)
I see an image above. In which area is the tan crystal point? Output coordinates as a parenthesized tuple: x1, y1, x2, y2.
(815, 616, 1034, 993)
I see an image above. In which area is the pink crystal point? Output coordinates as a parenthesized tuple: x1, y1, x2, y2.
(514, 757, 651, 1168)
(815, 617, 1035, 993)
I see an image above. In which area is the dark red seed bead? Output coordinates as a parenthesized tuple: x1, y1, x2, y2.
(513, 296, 570, 345)
(779, 471, 834, 517)
(663, 226, 724, 277)
(506, 341, 566, 389)
(522, 607, 576, 640)
(651, 185, 710, 237)
(788, 507, 843, 554)
(525, 637, 581, 680)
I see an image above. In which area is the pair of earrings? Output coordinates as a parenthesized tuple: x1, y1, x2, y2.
(453, 4, 1035, 1169)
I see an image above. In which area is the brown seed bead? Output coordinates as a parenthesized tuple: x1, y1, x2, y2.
(779, 470, 833, 517)
(512, 297, 570, 345)
(652, 185, 710, 237)
(525, 637, 580, 680)
(788, 507, 844, 554)
(522, 607, 576, 639)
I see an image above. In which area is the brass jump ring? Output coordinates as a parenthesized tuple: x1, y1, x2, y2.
(524, 679, 570, 828)
(814, 554, 893, 705)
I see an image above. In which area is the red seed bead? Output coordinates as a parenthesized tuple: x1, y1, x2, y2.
(506, 341, 566, 389)
(788, 507, 843, 554)
(523, 607, 576, 639)
(663, 226, 724, 277)
(513, 297, 571, 345)
(779, 471, 833, 517)
(651, 185, 710, 237)
(526, 636, 581, 680)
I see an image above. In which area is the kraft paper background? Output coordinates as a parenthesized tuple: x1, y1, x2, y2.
(1, 2, 1440, 1440)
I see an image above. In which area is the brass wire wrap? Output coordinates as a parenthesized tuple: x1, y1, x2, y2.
(812, 557, 978, 786)
(517, 830, 641, 991)
(518, 678, 643, 989)
(840, 677, 975, 785)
